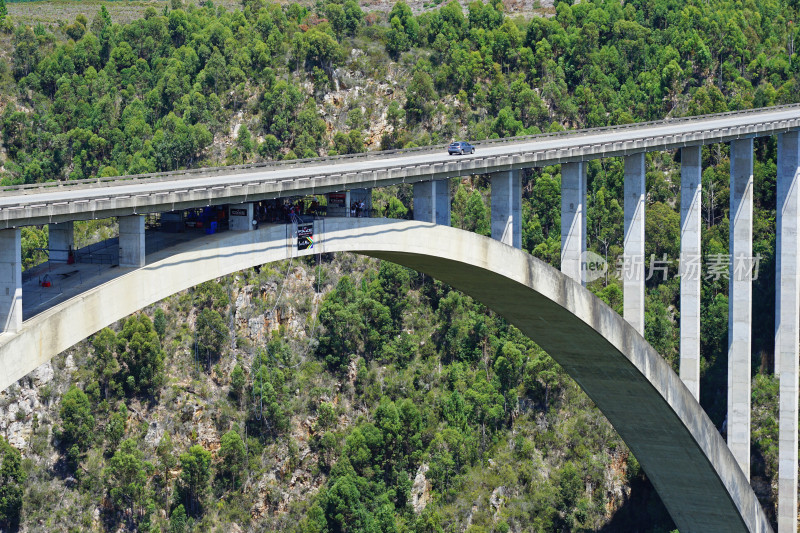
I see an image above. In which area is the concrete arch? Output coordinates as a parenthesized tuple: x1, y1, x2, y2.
(0, 218, 770, 532)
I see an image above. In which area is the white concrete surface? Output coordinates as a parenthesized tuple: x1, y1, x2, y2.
(0, 218, 773, 533)
(413, 179, 450, 225)
(229, 202, 254, 231)
(680, 146, 702, 400)
(623, 153, 645, 335)
(728, 138, 753, 481)
(118, 215, 145, 268)
(491, 170, 522, 248)
(561, 162, 587, 284)
(776, 131, 800, 533)
(48, 222, 74, 263)
(0, 228, 21, 334)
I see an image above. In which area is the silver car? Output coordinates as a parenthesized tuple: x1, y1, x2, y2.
(448, 141, 475, 155)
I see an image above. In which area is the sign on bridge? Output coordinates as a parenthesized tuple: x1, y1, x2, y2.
(297, 223, 313, 250)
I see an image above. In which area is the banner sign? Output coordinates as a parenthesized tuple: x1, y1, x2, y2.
(328, 193, 346, 206)
(298, 223, 314, 250)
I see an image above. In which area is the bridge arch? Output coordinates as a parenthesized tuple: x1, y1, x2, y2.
(0, 218, 771, 532)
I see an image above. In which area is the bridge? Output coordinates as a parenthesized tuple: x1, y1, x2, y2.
(1, 104, 800, 531)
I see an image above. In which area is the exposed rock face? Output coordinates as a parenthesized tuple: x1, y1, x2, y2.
(410, 463, 431, 514)
(489, 485, 506, 516)
(0, 362, 55, 450)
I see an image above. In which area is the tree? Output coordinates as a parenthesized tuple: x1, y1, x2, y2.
(170, 504, 187, 533)
(105, 439, 152, 521)
(92, 327, 120, 399)
(179, 445, 212, 516)
(105, 402, 128, 450)
(118, 314, 165, 397)
(237, 124, 253, 154)
(0, 0, 7, 21)
(58, 386, 95, 467)
(230, 363, 245, 404)
(196, 307, 229, 368)
(218, 430, 246, 489)
(0, 436, 25, 531)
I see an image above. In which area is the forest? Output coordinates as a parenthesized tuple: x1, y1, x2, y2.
(0, 0, 799, 530)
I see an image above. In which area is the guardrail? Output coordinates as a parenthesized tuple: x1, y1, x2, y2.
(1, 103, 798, 196)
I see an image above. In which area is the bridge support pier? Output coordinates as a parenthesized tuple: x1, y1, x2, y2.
(350, 188, 372, 217)
(728, 138, 753, 481)
(623, 153, 645, 335)
(413, 179, 450, 225)
(561, 162, 587, 284)
(0, 228, 22, 334)
(229, 203, 254, 230)
(49, 222, 74, 263)
(680, 146, 702, 400)
(777, 131, 800, 533)
(491, 170, 521, 248)
(118, 215, 145, 268)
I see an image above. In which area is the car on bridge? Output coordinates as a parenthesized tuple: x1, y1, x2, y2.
(448, 141, 475, 155)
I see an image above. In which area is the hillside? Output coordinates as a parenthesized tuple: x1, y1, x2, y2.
(0, 0, 799, 531)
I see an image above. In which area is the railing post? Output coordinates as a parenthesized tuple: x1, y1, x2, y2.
(776, 130, 800, 533)
(0, 228, 22, 334)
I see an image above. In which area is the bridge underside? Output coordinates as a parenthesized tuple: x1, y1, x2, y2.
(0, 218, 771, 532)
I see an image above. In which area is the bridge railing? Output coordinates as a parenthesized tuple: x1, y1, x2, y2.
(1, 103, 798, 197)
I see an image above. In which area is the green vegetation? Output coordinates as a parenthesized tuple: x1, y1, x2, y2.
(0, 436, 25, 531)
(0, 0, 798, 530)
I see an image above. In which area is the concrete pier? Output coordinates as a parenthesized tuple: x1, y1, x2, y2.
(118, 215, 146, 268)
(49, 222, 74, 263)
(561, 162, 587, 284)
(0, 229, 22, 334)
(491, 170, 522, 248)
(680, 146, 702, 400)
(776, 131, 800, 533)
(728, 138, 753, 480)
(413, 179, 450, 225)
(350, 188, 372, 218)
(623, 153, 646, 335)
(228, 203, 254, 231)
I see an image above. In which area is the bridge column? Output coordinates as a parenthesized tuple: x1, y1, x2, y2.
(413, 179, 450, 225)
(777, 130, 800, 533)
(350, 188, 372, 218)
(228, 203, 254, 230)
(561, 162, 587, 284)
(728, 138, 753, 480)
(49, 222, 74, 263)
(679, 146, 702, 401)
(0, 228, 22, 334)
(118, 215, 145, 268)
(623, 153, 645, 335)
(491, 170, 521, 248)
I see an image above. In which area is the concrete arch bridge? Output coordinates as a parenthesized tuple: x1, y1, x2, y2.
(0, 218, 773, 533)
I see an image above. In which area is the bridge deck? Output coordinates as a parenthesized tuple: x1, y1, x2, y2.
(1, 104, 798, 229)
